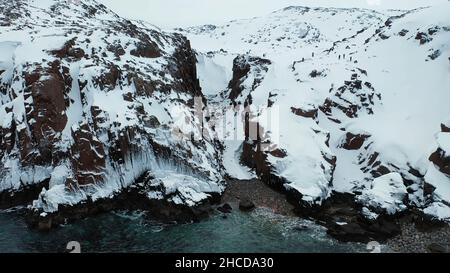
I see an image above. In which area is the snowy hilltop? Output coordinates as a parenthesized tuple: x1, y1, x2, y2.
(0, 0, 449, 240)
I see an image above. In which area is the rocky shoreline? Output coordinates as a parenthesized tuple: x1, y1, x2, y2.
(386, 216, 450, 253)
(218, 179, 450, 252)
(219, 179, 401, 243)
(0, 177, 447, 253)
(26, 175, 222, 231)
(0, 180, 49, 210)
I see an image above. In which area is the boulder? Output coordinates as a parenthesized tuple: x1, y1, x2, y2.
(327, 222, 372, 243)
(427, 243, 447, 253)
(239, 198, 256, 211)
(217, 203, 232, 213)
(293, 225, 310, 231)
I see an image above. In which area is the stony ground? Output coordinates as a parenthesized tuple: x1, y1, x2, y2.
(386, 221, 450, 253)
(221, 179, 296, 216)
(221, 179, 450, 253)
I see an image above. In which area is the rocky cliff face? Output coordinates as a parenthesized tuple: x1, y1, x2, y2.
(0, 0, 224, 218)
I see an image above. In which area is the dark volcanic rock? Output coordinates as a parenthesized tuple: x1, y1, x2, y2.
(26, 68, 68, 141)
(340, 132, 370, 150)
(429, 148, 450, 176)
(49, 38, 78, 59)
(326, 214, 401, 243)
(94, 64, 121, 90)
(170, 36, 203, 96)
(423, 182, 437, 197)
(309, 69, 324, 78)
(319, 72, 380, 120)
(291, 107, 318, 119)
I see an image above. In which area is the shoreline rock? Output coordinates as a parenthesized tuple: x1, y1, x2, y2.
(217, 203, 232, 213)
(26, 182, 221, 231)
(239, 198, 256, 211)
(0, 180, 49, 210)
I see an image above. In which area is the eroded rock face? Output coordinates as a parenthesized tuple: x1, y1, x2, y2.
(26, 70, 68, 138)
(70, 123, 106, 186)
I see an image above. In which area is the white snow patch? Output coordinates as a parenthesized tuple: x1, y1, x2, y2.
(223, 141, 256, 180)
(358, 173, 408, 215)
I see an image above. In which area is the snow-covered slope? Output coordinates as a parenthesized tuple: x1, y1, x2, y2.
(0, 0, 224, 213)
(178, 4, 450, 221)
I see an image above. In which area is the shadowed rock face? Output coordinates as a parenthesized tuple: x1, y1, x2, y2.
(429, 149, 450, 177)
(228, 55, 271, 102)
(442, 123, 450, 133)
(428, 125, 450, 177)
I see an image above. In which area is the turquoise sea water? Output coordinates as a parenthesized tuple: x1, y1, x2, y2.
(0, 207, 366, 253)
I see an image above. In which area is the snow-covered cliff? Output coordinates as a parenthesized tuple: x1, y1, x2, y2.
(0, 0, 449, 230)
(0, 0, 224, 214)
(178, 3, 450, 222)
